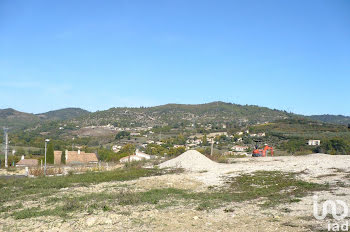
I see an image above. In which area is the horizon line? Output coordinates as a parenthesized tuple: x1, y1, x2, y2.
(1, 101, 349, 117)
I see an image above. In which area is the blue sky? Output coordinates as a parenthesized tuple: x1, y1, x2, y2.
(0, 0, 349, 115)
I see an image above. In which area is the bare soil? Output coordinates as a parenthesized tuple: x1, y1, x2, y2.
(1, 154, 350, 232)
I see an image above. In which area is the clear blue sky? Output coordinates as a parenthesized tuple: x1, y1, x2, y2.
(0, 0, 349, 115)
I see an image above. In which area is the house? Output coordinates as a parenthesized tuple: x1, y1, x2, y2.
(141, 143, 148, 148)
(308, 140, 321, 146)
(232, 145, 249, 152)
(120, 149, 151, 163)
(112, 145, 122, 153)
(186, 143, 197, 149)
(54, 150, 98, 165)
(135, 150, 151, 159)
(174, 145, 185, 148)
(120, 155, 143, 163)
(130, 132, 141, 136)
(207, 132, 228, 138)
(250, 133, 266, 137)
(16, 156, 38, 167)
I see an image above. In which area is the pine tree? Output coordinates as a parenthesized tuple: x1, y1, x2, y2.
(46, 143, 54, 164)
(61, 150, 66, 165)
(202, 134, 208, 146)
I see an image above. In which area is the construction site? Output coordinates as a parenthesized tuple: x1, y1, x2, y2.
(1, 0, 349, 231)
(0, 149, 349, 232)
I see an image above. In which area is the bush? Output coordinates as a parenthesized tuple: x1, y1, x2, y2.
(8, 156, 21, 167)
(145, 144, 185, 157)
(320, 138, 350, 155)
(29, 168, 44, 177)
(115, 131, 130, 140)
(196, 147, 211, 156)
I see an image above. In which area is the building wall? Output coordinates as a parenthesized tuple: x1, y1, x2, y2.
(54, 151, 62, 165)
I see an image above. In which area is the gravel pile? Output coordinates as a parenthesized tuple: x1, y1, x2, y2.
(159, 150, 219, 171)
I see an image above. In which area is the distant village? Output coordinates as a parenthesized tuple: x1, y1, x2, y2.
(11, 121, 323, 170)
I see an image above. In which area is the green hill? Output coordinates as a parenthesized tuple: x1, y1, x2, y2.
(37, 108, 89, 121)
(0, 108, 40, 129)
(70, 101, 293, 127)
(308, 115, 350, 125)
(0, 108, 89, 131)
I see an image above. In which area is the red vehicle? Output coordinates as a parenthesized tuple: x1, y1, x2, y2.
(252, 144, 274, 157)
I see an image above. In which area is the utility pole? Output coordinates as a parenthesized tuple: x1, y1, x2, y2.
(210, 139, 214, 156)
(44, 139, 50, 176)
(3, 128, 9, 168)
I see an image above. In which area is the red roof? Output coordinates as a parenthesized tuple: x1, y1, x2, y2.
(66, 151, 98, 164)
(16, 159, 38, 167)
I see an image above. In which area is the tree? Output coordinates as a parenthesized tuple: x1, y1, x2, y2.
(118, 144, 135, 156)
(16, 148, 26, 155)
(61, 150, 66, 165)
(202, 134, 208, 146)
(97, 144, 136, 162)
(115, 131, 130, 140)
(321, 138, 350, 155)
(168, 147, 185, 157)
(282, 138, 306, 155)
(47, 143, 54, 164)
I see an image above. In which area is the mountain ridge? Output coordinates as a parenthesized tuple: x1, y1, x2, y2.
(1, 102, 349, 130)
(36, 108, 90, 121)
(308, 114, 350, 125)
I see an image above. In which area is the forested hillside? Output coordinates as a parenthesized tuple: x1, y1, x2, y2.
(0, 108, 40, 129)
(308, 115, 350, 125)
(37, 108, 89, 121)
(70, 102, 292, 127)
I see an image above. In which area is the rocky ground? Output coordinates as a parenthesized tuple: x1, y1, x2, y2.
(1, 154, 350, 232)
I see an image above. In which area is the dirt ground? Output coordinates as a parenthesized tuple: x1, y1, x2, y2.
(1, 154, 350, 232)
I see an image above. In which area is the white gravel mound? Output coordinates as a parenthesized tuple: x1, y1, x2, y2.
(159, 150, 219, 171)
